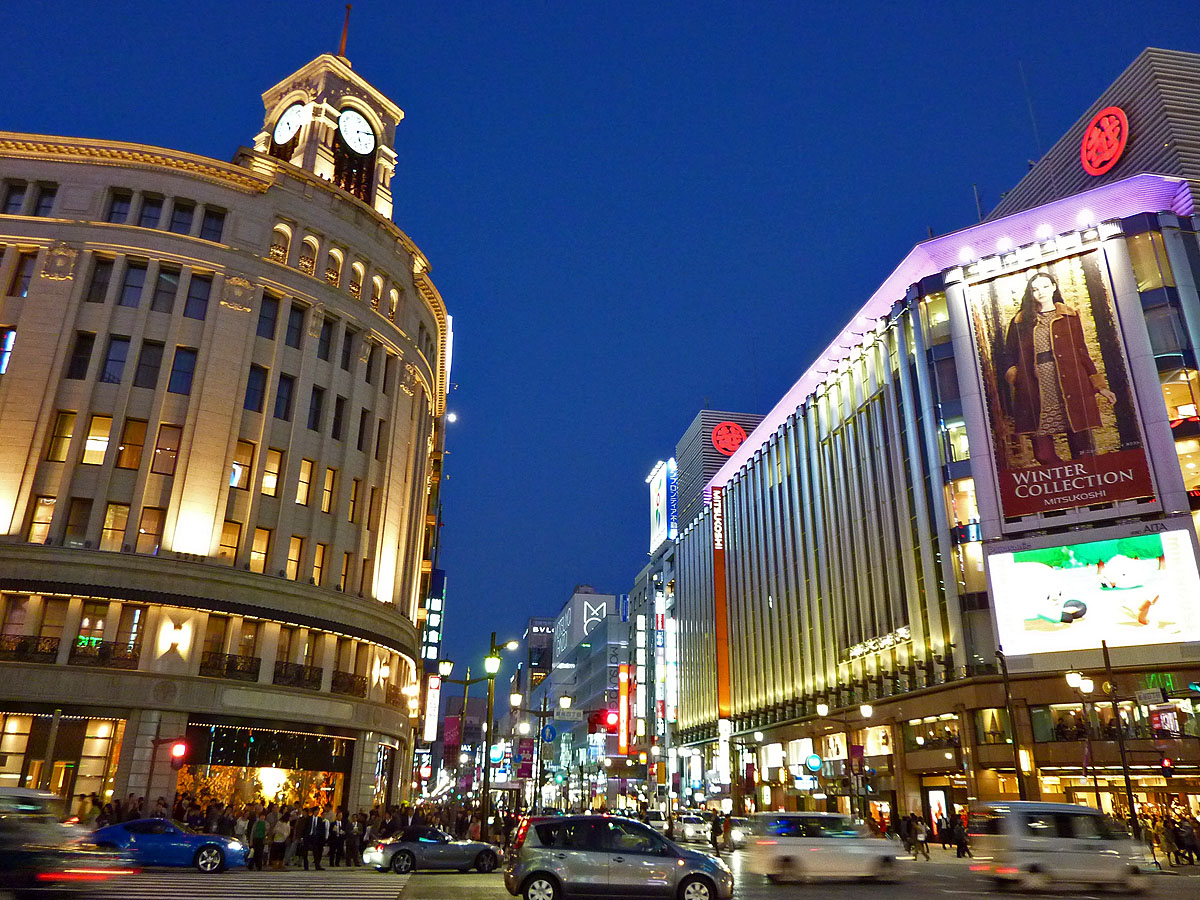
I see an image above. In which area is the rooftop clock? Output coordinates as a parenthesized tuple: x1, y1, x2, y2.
(272, 102, 306, 145)
(338, 108, 376, 155)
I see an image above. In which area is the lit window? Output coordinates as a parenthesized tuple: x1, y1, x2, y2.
(218, 521, 241, 565)
(349, 263, 364, 299)
(1177, 438, 1200, 492)
(370, 276, 383, 310)
(0, 327, 14, 374)
(322, 467, 336, 513)
(262, 449, 283, 497)
(313, 543, 327, 586)
(340, 552, 352, 591)
(230, 440, 255, 490)
(249, 527, 271, 573)
(943, 419, 970, 463)
(100, 503, 129, 551)
(1161, 367, 1200, 420)
(946, 477, 979, 528)
(269, 226, 290, 263)
(27, 496, 55, 543)
(298, 238, 318, 276)
(115, 418, 147, 469)
(81, 415, 112, 465)
(150, 424, 182, 476)
(348, 478, 360, 523)
(286, 536, 303, 580)
(325, 250, 342, 286)
(47, 411, 76, 462)
(135, 507, 165, 554)
(296, 459, 313, 506)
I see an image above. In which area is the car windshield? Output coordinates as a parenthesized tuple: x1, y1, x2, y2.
(169, 819, 195, 834)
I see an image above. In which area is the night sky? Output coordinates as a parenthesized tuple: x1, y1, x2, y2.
(9, 2, 1200, 689)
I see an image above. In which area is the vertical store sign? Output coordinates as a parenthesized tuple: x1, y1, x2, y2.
(648, 461, 670, 552)
(618, 663, 630, 755)
(711, 487, 732, 718)
(422, 674, 442, 743)
(965, 251, 1153, 517)
(666, 457, 679, 542)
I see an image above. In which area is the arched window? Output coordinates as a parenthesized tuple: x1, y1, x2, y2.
(269, 225, 291, 263)
(298, 237, 318, 276)
(370, 276, 383, 311)
(349, 263, 364, 299)
(388, 288, 399, 321)
(325, 249, 343, 287)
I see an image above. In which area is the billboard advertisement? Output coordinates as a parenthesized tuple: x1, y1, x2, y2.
(987, 526, 1200, 657)
(966, 251, 1153, 517)
(648, 458, 678, 552)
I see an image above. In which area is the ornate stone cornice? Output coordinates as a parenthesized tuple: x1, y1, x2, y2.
(0, 133, 271, 194)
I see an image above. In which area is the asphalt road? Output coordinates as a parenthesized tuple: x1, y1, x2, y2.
(399, 845, 1200, 900)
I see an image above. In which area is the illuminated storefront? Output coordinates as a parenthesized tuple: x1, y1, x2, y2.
(673, 47, 1200, 823)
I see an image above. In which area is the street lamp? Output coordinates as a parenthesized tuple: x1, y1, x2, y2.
(510, 692, 575, 814)
(811, 699, 876, 821)
(816, 701, 830, 717)
(1066, 671, 1102, 805)
(559, 695, 572, 710)
(510, 692, 523, 708)
(438, 659, 454, 678)
(517, 721, 531, 736)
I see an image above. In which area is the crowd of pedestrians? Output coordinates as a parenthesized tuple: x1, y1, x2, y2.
(1144, 812, 1200, 866)
(70, 790, 472, 870)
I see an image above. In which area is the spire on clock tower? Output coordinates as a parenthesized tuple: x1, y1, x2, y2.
(251, 53, 402, 220)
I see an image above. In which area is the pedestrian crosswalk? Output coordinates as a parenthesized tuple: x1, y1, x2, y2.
(91, 867, 410, 900)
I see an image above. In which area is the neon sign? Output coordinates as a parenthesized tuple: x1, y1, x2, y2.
(712, 421, 748, 456)
(1080, 106, 1128, 176)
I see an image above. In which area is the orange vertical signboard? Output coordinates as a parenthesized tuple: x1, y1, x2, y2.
(711, 487, 731, 718)
(618, 663, 630, 755)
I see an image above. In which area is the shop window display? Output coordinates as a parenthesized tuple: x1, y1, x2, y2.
(903, 715, 961, 752)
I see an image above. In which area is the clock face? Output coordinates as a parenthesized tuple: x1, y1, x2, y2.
(272, 103, 306, 145)
(338, 109, 376, 155)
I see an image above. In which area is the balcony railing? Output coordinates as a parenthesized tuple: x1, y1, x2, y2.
(68, 638, 139, 670)
(0, 635, 60, 663)
(273, 660, 323, 690)
(199, 651, 261, 682)
(331, 670, 368, 698)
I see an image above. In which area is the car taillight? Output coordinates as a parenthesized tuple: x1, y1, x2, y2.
(513, 817, 531, 852)
(375, 843, 386, 851)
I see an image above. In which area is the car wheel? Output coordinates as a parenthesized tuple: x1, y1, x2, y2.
(1021, 867, 1050, 892)
(874, 854, 899, 883)
(767, 856, 798, 883)
(1123, 869, 1148, 895)
(679, 875, 716, 900)
(194, 845, 225, 873)
(523, 874, 561, 900)
(475, 850, 497, 873)
(391, 850, 415, 874)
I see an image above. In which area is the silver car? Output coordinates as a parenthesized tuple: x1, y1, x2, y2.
(504, 814, 733, 900)
(363, 825, 503, 874)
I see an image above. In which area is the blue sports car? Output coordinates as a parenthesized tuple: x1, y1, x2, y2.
(91, 818, 248, 873)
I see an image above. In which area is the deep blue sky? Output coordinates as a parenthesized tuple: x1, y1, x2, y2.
(9, 2, 1200, 688)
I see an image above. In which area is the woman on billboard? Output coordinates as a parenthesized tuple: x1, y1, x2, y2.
(1004, 272, 1117, 465)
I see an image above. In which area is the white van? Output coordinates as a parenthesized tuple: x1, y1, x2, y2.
(967, 801, 1147, 892)
(746, 811, 898, 882)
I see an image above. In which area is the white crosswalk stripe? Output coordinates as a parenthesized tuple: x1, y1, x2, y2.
(92, 867, 409, 899)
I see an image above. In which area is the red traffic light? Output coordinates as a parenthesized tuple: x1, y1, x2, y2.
(605, 710, 619, 731)
(169, 740, 188, 770)
(1161, 756, 1175, 776)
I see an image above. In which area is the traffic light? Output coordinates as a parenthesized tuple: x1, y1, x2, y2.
(604, 710, 619, 734)
(587, 711, 605, 734)
(169, 740, 188, 771)
(1161, 756, 1175, 778)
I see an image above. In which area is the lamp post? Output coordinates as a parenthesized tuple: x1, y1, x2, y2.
(437, 630, 518, 842)
(813, 701, 874, 821)
(1065, 671, 1102, 807)
(511, 692, 573, 813)
(996, 649, 1029, 800)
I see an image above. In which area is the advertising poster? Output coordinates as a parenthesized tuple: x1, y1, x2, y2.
(987, 527, 1200, 656)
(649, 461, 669, 552)
(967, 251, 1153, 516)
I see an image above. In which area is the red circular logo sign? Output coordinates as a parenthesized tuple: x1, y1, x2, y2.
(711, 421, 748, 456)
(1080, 106, 1128, 176)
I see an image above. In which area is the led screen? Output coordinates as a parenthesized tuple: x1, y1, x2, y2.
(988, 528, 1200, 656)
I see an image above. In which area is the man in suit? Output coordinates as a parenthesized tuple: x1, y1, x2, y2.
(297, 807, 327, 870)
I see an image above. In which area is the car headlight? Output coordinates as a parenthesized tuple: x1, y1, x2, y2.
(714, 857, 732, 874)
(730, 829, 744, 842)
(228, 840, 244, 850)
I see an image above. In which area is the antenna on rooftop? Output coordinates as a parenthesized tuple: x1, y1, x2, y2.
(338, 4, 352, 58)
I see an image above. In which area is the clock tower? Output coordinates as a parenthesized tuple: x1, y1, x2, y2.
(252, 53, 402, 219)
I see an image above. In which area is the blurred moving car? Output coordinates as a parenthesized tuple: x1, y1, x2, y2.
(363, 825, 503, 874)
(645, 810, 668, 834)
(0, 788, 137, 897)
(746, 811, 898, 882)
(966, 801, 1147, 892)
(505, 814, 733, 900)
(91, 818, 246, 873)
(726, 817, 750, 849)
(679, 814, 707, 843)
